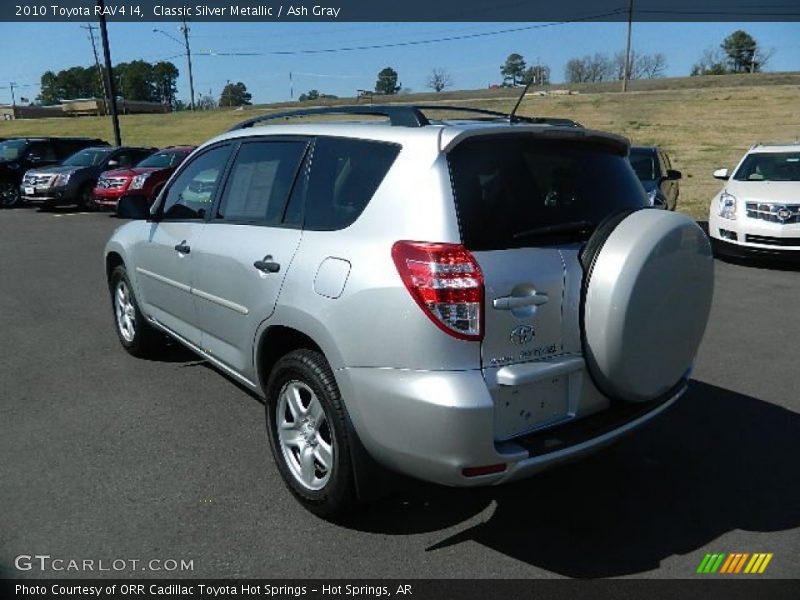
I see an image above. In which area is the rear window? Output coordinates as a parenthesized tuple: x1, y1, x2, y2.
(448, 136, 646, 250)
(629, 148, 658, 181)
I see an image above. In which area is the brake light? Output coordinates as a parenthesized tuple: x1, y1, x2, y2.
(391, 241, 484, 341)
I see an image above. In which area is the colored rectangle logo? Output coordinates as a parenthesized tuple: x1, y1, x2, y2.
(698, 552, 773, 574)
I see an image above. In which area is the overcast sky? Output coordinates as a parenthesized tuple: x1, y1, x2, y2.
(1, 21, 798, 105)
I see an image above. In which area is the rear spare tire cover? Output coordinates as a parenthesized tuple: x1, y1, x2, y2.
(582, 209, 714, 403)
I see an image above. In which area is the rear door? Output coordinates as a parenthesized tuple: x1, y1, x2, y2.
(448, 135, 647, 369)
(190, 138, 309, 376)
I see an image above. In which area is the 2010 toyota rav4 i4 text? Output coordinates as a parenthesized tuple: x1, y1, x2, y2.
(104, 105, 714, 518)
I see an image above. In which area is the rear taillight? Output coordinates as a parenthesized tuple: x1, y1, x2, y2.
(391, 241, 484, 341)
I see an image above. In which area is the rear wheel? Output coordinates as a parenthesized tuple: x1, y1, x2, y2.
(110, 265, 162, 357)
(265, 349, 356, 519)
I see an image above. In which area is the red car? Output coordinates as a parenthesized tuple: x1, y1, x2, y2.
(94, 145, 195, 209)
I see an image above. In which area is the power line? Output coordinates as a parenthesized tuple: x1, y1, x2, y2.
(188, 10, 629, 57)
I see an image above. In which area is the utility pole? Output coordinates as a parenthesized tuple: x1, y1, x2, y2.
(289, 72, 293, 100)
(96, 0, 121, 145)
(81, 23, 107, 101)
(10, 82, 16, 108)
(622, 0, 634, 93)
(181, 16, 196, 111)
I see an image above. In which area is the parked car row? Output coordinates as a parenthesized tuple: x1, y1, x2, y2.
(0, 136, 195, 210)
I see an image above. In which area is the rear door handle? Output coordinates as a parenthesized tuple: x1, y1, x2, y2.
(254, 255, 280, 273)
(493, 292, 549, 310)
(174, 241, 191, 254)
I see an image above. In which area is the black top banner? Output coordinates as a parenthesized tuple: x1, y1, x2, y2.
(3, 0, 800, 22)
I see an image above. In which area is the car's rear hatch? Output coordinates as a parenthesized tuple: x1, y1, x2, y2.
(446, 130, 648, 438)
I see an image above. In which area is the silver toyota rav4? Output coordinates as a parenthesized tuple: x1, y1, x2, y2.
(105, 105, 714, 518)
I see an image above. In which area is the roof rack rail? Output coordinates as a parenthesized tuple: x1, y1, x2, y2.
(228, 104, 582, 131)
(229, 105, 430, 130)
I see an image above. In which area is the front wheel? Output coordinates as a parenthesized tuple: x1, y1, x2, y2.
(80, 184, 97, 211)
(265, 349, 356, 519)
(0, 182, 21, 208)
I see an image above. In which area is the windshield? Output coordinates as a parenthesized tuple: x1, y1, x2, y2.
(0, 140, 29, 161)
(629, 148, 657, 181)
(449, 137, 646, 250)
(62, 148, 112, 167)
(136, 151, 186, 169)
(733, 152, 800, 182)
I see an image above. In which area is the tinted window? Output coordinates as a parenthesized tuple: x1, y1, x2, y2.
(629, 148, 658, 181)
(110, 149, 148, 168)
(63, 148, 113, 167)
(449, 137, 647, 251)
(0, 140, 29, 160)
(161, 145, 231, 220)
(304, 137, 399, 231)
(217, 141, 307, 224)
(733, 152, 800, 182)
(26, 142, 57, 161)
(137, 151, 188, 169)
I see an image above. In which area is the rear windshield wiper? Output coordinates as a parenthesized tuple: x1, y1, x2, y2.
(512, 220, 595, 241)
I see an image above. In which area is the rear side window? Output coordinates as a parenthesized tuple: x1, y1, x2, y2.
(303, 137, 400, 231)
(216, 141, 307, 224)
(448, 137, 646, 251)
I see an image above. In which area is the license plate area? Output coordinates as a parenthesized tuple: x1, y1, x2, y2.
(24, 186, 34, 195)
(494, 376, 571, 441)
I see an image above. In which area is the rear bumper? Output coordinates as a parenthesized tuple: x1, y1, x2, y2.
(337, 364, 682, 487)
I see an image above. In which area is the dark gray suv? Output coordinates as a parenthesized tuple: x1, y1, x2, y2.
(21, 145, 155, 210)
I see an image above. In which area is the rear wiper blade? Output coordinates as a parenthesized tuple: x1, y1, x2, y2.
(513, 220, 595, 240)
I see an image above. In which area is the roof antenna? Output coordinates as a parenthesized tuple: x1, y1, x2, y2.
(508, 79, 534, 123)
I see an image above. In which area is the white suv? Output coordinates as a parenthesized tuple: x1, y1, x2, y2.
(106, 105, 714, 518)
(709, 142, 800, 257)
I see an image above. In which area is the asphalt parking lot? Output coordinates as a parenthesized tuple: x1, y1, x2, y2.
(1, 206, 799, 580)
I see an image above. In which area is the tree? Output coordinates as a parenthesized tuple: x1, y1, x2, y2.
(36, 60, 178, 105)
(522, 64, 550, 86)
(722, 30, 758, 73)
(375, 67, 400, 95)
(196, 94, 217, 110)
(565, 54, 613, 83)
(298, 89, 320, 101)
(690, 47, 728, 76)
(565, 58, 588, 83)
(152, 61, 179, 106)
(219, 81, 252, 107)
(500, 53, 526, 86)
(639, 53, 667, 79)
(116, 60, 155, 102)
(427, 68, 452, 93)
(614, 50, 667, 80)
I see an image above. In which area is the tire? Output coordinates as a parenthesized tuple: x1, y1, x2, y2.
(109, 265, 162, 357)
(265, 349, 356, 519)
(80, 184, 97, 211)
(580, 209, 714, 403)
(0, 182, 21, 208)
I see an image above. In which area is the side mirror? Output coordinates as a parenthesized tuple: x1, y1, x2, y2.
(713, 168, 730, 180)
(107, 159, 119, 168)
(116, 194, 151, 220)
(666, 169, 682, 181)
